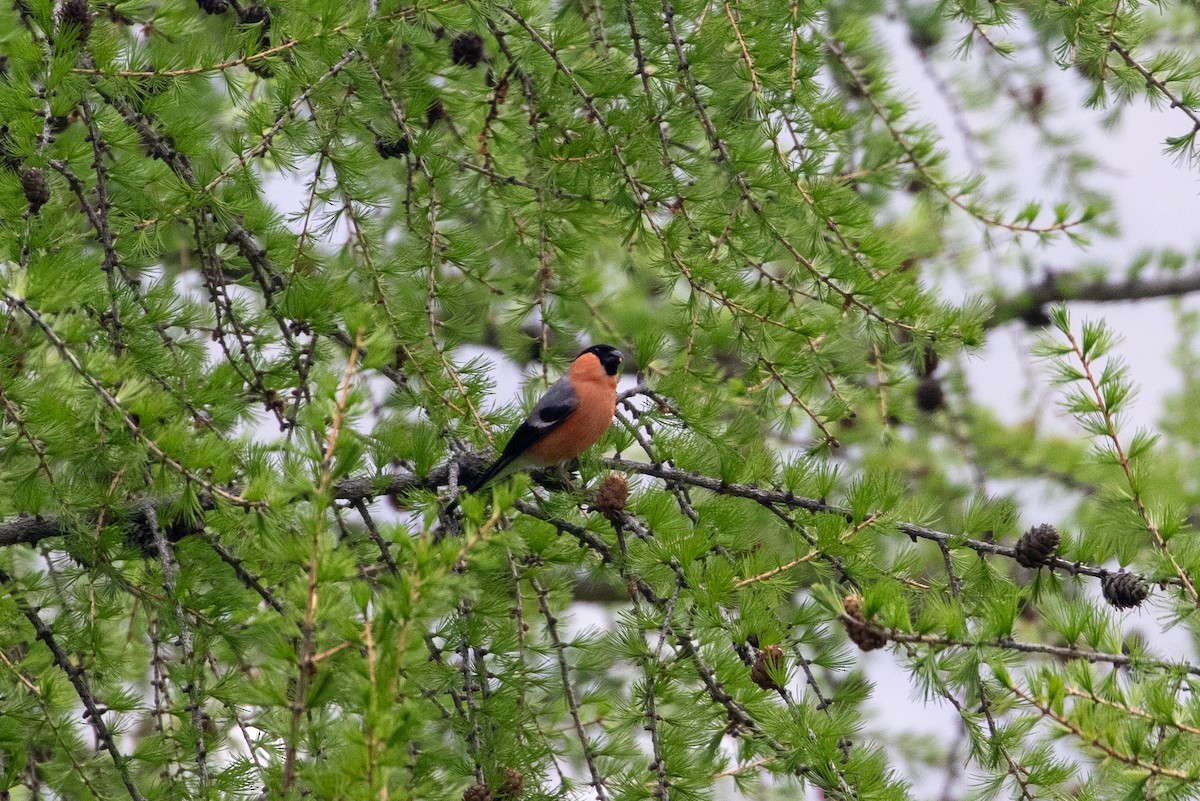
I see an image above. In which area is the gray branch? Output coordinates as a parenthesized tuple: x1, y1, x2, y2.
(0, 449, 1175, 599)
(0, 452, 493, 550)
(989, 270, 1200, 327)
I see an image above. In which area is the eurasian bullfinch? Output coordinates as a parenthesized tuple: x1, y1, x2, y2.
(466, 344, 623, 493)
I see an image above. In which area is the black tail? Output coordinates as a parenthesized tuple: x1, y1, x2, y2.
(464, 417, 543, 493)
(464, 453, 517, 494)
(436, 452, 513, 542)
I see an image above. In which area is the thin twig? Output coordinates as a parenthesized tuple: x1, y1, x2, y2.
(1061, 324, 1198, 605)
(144, 503, 209, 790)
(1009, 683, 1190, 778)
(532, 576, 609, 801)
(1065, 686, 1200, 736)
(282, 330, 364, 791)
(850, 621, 1200, 677)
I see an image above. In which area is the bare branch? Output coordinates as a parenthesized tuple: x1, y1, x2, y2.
(989, 270, 1200, 328)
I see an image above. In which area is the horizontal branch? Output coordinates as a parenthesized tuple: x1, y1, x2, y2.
(989, 270, 1200, 327)
(0, 453, 492, 549)
(71, 27, 336, 78)
(598, 457, 1176, 589)
(869, 623, 1200, 678)
(1, 450, 1172, 606)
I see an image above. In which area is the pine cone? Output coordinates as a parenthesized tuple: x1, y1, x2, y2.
(19, 168, 50, 214)
(917, 344, 939, 378)
(843, 595, 888, 652)
(247, 60, 274, 79)
(450, 32, 486, 68)
(426, 98, 448, 126)
(196, 0, 229, 14)
(1101, 571, 1148, 610)
(238, 5, 273, 76)
(594, 473, 629, 522)
(750, 644, 786, 691)
(374, 134, 410, 159)
(463, 784, 492, 801)
(1013, 524, 1060, 568)
(239, 4, 268, 25)
(914, 376, 945, 413)
(497, 767, 524, 799)
(60, 0, 93, 44)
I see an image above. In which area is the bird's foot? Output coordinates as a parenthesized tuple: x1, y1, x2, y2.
(533, 461, 581, 493)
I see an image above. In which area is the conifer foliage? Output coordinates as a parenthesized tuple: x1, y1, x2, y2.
(1, 1, 1199, 799)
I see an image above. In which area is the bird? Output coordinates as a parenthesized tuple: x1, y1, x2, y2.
(465, 344, 623, 494)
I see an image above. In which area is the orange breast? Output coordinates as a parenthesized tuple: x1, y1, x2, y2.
(527, 378, 616, 465)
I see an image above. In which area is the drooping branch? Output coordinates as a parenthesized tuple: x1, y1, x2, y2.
(532, 576, 610, 801)
(825, 38, 1093, 237)
(0, 567, 147, 801)
(144, 503, 209, 790)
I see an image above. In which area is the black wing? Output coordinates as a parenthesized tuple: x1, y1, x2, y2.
(465, 378, 577, 493)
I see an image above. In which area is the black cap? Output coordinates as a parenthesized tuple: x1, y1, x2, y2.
(579, 344, 623, 376)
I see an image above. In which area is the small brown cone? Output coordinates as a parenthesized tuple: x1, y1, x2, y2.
(843, 595, 888, 652)
(426, 98, 448, 126)
(463, 784, 492, 801)
(1101, 571, 1148, 610)
(375, 134, 410, 159)
(750, 644, 786, 691)
(595, 473, 629, 522)
(1013, 523, 1060, 569)
(238, 4, 268, 25)
(60, 0, 93, 43)
(450, 32, 486, 68)
(19, 168, 50, 214)
(914, 376, 945, 413)
(498, 767, 524, 799)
